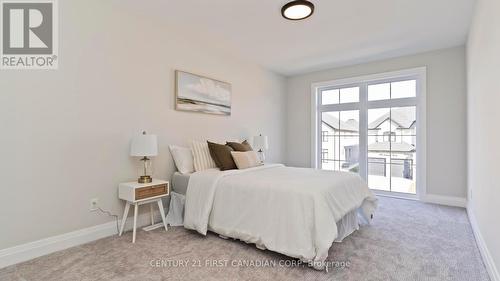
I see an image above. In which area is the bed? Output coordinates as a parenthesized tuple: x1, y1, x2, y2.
(182, 164, 377, 269)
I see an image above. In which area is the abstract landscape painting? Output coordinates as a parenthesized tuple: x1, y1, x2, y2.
(175, 70, 231, 115)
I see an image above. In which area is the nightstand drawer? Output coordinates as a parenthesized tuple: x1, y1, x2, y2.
(119, 180, 169, 202)
(135, 184, 168, 200)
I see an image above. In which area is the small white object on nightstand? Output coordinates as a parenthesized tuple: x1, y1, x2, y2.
(118, 179, 169, 243)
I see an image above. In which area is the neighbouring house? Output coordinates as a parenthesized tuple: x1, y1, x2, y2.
(321, 107, 416, 192)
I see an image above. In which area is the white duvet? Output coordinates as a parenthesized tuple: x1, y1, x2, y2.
(184, 164, 377, 267)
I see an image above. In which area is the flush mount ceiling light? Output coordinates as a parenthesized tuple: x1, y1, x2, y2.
(281, 0, 315, 21)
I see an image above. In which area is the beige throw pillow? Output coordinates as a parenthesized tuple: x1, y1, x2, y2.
(231, 151, 262, 169)
(190, 140, 217, 172)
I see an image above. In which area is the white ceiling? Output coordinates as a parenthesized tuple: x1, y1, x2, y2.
(149, 0, 476, 76)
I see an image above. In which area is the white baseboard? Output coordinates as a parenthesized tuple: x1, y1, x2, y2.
(0, 210, 165, 269)
(423, 194, 467, 207)
(467, 207, 500, 281)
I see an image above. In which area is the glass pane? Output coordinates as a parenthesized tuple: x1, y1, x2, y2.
(391, 80, 416, 99)
(368, 83, 390, 101)
(321, 89, 339, 105)
(368, 108, 390, 136)
(339, 87, 359, 103)
(367, 106, 417, 194)
(321, 111, 359, 174)
(390, 106, 416, 136)
(390, 161, 416, 194)
(320, 108, 341, 163)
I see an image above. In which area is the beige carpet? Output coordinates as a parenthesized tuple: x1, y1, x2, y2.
(0, 197, 490, 281)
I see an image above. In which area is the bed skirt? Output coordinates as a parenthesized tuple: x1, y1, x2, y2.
(166, 192, 185, 226)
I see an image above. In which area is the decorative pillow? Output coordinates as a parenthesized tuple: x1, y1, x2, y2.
(168, 145, 194, 174)
(226, 140, 253, 152)
(231, 151, 262, 169)
(190, 140, 217, 172)
(207, 141, 237, 171)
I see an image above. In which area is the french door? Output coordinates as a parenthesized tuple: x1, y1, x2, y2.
(312, 68, 426, 198)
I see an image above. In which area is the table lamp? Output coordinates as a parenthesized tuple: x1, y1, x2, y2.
(130, 131, 158, 183)
(253, 134, 269, 163)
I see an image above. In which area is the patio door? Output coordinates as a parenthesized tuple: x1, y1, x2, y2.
(313, 68, 426, 199)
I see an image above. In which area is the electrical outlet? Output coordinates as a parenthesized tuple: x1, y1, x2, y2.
(90, 198, 99, 211)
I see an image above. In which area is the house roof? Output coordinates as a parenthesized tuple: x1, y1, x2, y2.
(322, 114, 358, 132)
(368, 108, 416, 130)
(368, 141, 416, 152)
(323, 108, 415, 133)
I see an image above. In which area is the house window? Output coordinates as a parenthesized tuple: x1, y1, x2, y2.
(321, 131, 328, 142)
(383, 132, 396, 142)
(321, 149, 329, 163)
(313, 68, 425, 198)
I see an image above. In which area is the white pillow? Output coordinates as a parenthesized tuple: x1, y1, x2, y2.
(231, 151, 262, 169)
(169, 145, 194, 174)
(190, 140, 217, 172)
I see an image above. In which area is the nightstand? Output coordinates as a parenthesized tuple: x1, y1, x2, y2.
(118, 179, 169, 243)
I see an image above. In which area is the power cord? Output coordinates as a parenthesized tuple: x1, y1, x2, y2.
(96, 207, 120, 234)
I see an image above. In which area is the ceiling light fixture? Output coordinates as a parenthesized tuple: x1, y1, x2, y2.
(281, 0, 314, 21)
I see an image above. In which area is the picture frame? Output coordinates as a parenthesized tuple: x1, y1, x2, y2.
(175, 70, 231, 116)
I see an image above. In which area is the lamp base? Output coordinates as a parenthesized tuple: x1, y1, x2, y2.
(138, 175, 152, 183)
(257, 149, 265, 163)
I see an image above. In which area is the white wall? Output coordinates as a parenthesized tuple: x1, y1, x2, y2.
(467, 0, 500, 278)
(0, 0, 286, 249)
(286, 46, 467, 199)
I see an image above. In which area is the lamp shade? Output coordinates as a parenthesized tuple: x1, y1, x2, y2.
(253, 135, 269, 150)
(130, 132, 158, 157)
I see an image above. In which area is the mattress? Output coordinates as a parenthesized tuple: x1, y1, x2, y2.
(172, 172, 190, 195)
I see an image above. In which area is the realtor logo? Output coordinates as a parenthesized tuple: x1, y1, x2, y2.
(1, 0, 58, 69)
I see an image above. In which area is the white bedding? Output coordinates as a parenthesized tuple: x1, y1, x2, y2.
(184, 164, 377, 268)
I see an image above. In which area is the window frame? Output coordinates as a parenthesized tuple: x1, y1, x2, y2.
(311, 67, 427, 200)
